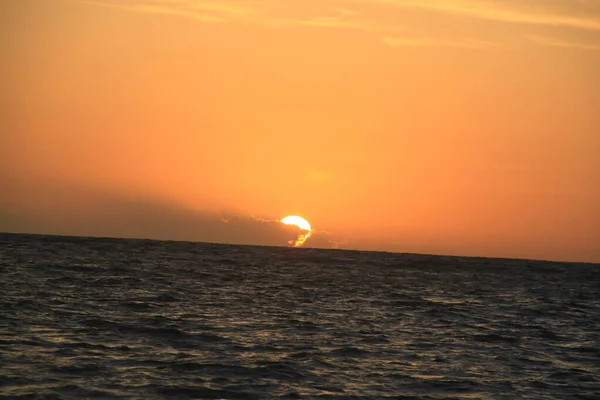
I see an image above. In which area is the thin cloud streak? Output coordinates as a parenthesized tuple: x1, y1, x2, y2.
(382, 36, 500, 49)
(355, 0, 600, 32)
(186, 1, 262, 15)
(81, 1, 383, 33)
(81, 0, 259, 23)
(127, 4, 225, 22)
(275, 11, 379, 32)
(529, 35, 600, 51)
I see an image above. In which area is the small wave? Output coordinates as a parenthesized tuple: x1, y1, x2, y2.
(118, 301, 158, 311)
(328, 346, 370, 356)
(471, 333, 520, 343)
(156, 386, 260, 399)
(50, 364, 106, 375)
(358, 335, 390, 344)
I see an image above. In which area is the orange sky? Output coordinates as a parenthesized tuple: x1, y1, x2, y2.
(1, 0, 599, 262)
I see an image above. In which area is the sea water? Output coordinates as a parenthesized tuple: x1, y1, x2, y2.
(1, 233, 599, 399)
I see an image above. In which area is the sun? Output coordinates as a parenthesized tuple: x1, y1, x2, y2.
(281, 215, 312, 247)
(281, 215, 311, 232)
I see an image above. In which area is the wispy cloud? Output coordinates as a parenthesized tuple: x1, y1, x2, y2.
(122, 3, 225, 22)
(355, 0, 600, 32)
(81, 0, 260, 23)
(186, 1, 261, 15)
(82, 1, 380, 33)
(277, 8, 378, 31)
(80, 0, 600, 50)
(529, 35, 600, 51)
(382, 36, 500, 49)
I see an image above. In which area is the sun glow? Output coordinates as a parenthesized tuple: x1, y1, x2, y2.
(281, 216, 312, 247)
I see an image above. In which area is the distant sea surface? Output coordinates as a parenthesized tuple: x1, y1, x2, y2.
(1, 233, 599, 399)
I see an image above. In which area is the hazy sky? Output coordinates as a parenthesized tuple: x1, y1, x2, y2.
(1, 0, 599, 262)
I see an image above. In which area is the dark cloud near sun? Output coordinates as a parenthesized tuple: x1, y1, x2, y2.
(303, 233, 337, 249)
(0, 179, 324, 248)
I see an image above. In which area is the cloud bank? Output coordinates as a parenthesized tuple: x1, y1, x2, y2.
(0, 179, 337, 249)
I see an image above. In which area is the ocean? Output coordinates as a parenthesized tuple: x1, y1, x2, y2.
(1, 233, 599, 399)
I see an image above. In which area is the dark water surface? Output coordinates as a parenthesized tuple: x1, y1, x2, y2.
(1, 233, 599, 399)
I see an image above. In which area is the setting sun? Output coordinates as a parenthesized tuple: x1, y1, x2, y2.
(281, 216, 312, 247)
(281, 216, 311, 232)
